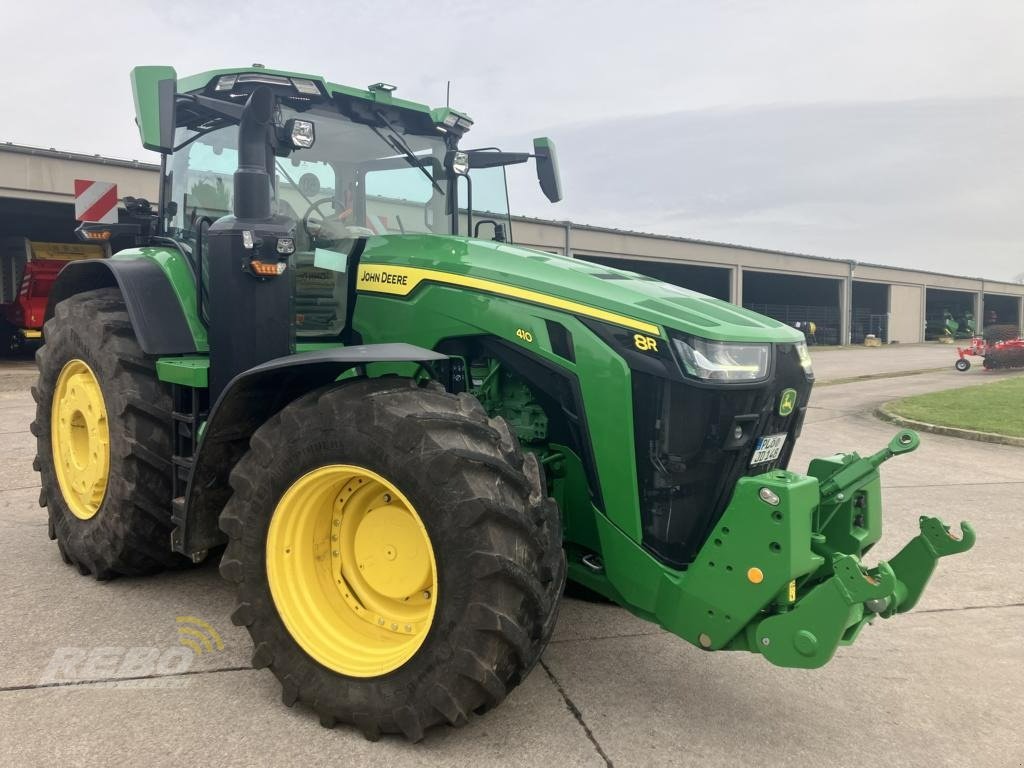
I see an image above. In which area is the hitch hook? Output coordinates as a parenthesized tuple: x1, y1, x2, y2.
(919, 516, 975, 557)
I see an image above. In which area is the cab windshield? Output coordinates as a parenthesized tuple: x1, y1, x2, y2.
(165, 105, 450, 335)
(166, 104, 453, 242)
(165, 101, 513, 338)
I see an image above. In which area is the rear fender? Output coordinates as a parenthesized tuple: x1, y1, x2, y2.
(174, 344, 447, 556)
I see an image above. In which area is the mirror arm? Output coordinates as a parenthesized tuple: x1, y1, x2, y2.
(185, 94, 245, 122)
(465, 151, 531, 169)
(169, 95, 248, 153)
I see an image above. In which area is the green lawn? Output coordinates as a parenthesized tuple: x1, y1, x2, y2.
(886, 376, 1024, 437)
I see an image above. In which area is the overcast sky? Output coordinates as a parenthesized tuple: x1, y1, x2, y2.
(3, 0, 1022, 280)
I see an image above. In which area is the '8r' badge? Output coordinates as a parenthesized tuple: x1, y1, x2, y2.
(778, 388, 798, 417)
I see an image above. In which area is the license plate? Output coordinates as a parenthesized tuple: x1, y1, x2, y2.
(751, 433, 787, 465)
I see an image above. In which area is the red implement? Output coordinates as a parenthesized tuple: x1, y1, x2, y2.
(955, 335, 1024, 371)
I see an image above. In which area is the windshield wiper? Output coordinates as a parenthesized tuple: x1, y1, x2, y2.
(275, 160, 318, 211)
(370, 111, 444, 195)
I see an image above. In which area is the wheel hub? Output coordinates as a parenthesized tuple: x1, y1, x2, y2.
(353, 504, 432, 599)
(51, 359, 109, 520)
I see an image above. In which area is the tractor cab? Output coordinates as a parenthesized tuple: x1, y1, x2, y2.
(151, 67, 560, 339)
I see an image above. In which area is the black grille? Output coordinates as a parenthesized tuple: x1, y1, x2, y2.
(632, 343, 812, 568)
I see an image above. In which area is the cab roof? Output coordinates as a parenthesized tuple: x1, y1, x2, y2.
(176, 65, 473, 133)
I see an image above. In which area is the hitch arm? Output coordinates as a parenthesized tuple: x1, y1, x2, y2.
(882, 516, 976, 616)
(750, 517, 975, 669)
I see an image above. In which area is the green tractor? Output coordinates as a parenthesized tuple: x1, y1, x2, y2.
(33, 65, 974, 740)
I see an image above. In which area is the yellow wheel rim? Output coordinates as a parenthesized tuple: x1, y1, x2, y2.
(50, 359, 110, 521)
(266, 465, 438, 677)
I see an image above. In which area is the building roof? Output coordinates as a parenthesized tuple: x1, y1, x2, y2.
(1, 141, 159, 171)
(510, 213, 1024, 289)
(1, 141, 1020, 291)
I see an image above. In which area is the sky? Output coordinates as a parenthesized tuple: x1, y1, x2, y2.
(2, 0, 1022, 280)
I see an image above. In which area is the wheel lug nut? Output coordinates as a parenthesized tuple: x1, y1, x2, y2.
(422, 590, 431, 600)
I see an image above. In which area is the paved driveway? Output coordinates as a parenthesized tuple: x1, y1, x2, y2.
(1, 348, 1020, 767)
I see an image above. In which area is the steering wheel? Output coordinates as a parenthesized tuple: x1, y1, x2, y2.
(302, 197, 374, 243)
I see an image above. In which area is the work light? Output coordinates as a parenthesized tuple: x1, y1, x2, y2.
(286, 119, 316, 149)
(451, 151, 470, 175)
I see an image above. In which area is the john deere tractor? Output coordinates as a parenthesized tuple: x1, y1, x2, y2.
(33, 65, 974, 740)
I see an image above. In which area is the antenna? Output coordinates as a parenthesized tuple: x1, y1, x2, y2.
(446, 80, 451, 108)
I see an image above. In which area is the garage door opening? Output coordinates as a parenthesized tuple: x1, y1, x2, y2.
(0, 198, 78, 242)
(743, 271, 841, 345)
(925, 288, 976, 340)
(575, 255, 731, 301)
(851, 281, 890, 343)
(983, 294, 1020, 332)
(0, 197, 104, 357)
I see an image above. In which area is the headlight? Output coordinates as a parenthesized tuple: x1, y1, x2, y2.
(795, 340, 814, 376)
(672, 336, 770, 382)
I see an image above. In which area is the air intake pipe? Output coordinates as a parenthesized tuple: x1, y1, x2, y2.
(206, 84, 294, 400)
(233, 86, 275, 221)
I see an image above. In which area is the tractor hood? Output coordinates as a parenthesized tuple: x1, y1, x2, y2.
(358, 234, 804, 344)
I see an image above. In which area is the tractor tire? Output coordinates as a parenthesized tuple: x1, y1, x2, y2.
(31, 287, 182, 578)
(220, 377, 565, 741)
(954, 358, 970, 372)
(983, 324, 1019, 344)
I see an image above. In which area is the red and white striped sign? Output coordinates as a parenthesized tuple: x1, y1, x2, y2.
(74, 179, 119, 223)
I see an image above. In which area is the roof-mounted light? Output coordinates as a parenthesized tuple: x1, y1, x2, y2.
(368, 82, 397, 93)
(437, 111, 473, 134)
(237, 72, 292, 87)
(291, 78, 321, 95)
(215, 74, 238, 91)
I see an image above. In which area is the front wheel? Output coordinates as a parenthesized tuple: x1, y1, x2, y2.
(219, 378, 565, 740)
(955, 358, 970, 371)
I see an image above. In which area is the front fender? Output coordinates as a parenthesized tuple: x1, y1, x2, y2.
(175, 344, 447, 556)
(47, 253, 199, 355)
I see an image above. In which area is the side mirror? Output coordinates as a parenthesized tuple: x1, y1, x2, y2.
(533, 137, 563, 203)
(130, 66, 178, 153)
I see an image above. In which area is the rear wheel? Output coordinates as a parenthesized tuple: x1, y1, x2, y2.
(220, 377, 565, 740)
(31, 288, 182, 578)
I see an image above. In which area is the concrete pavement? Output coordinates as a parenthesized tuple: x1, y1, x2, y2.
(1, 347, 1021, 767)
(809, 342, 957, 383)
